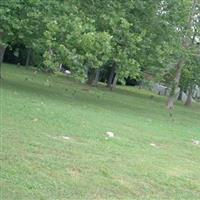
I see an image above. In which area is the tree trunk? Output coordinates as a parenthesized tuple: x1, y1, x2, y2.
(107, 63, 116, 88)
(92, 68, 100, 86)
(185, 87, 193, 106)
(87, 68, 96, 85)
(178, 89, 183, 101)
(167, 0, 197, 110)
(167, 96, 174, 110)
(167, 59, 185, 110)
(111, 73, 118, 90)
(0, 44, 6, 79)
(25, 48, 31, 67)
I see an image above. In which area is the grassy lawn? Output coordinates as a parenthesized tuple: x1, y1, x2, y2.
(1, 63, 200, 199)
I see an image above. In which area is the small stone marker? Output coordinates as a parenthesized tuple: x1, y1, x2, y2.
(64, 70, 71, 75)
(106, 131, 114, 138)
(63, 136, 70, 140)
(32, 118, 38, 122)
(192, 139, 200, 145)
(150, 143, 157, 147)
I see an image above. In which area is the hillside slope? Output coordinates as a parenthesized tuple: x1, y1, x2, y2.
(1, 64, 200, 199)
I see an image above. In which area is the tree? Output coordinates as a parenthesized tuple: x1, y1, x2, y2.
(0, 0, 67, 76)
(42, 1, 142, 85)
(166, 0, 200, 110)
(179, 56, 200, 106)
(76, 1, 145, 87)
(42, 11, 112, 82)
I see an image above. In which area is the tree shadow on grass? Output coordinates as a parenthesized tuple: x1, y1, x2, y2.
(2, 78, 163, 118)
(111, 86, 166, 104)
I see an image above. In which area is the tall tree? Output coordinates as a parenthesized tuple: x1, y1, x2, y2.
(166, 0, 199, 110)
(0, 0, 67, 76)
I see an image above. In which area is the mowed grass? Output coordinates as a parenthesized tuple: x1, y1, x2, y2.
(1, 63, 200, 200)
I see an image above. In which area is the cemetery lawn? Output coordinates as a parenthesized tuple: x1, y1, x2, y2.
(1, 63, 200, 200)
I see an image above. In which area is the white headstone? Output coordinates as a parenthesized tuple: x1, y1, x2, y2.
(152, 83, 168, 96)
(64, 70, 71, 75)
(181, 92, 187, 103)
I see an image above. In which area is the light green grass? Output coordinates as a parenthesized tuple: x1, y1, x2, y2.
(1, 63, 200, 200)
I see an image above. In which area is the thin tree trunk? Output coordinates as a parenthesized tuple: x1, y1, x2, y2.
(87, 68, 96, 85)
(0, 44, 6, 79)
(178, 89, 183, 101)
(167, 59, 185, 110)
(25, 48, 31, 67)
(167, 0, 197, 110)
(111, 73, 118, 90)
(107, 63, 116, 88)
(185, 87, 193, 106)
(92, 68, 100, 86)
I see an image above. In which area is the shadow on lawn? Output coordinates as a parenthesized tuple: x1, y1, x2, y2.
(2, 74, 168, 118)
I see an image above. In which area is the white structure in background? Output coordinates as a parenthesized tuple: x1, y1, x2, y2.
(181, 91, 187, 102)
(64, 70, 71, 75)
(152, 83, 200, 103)
(153, 83, 180, 101)
(152, 83, 180, 99)
(153, 83, 168, 96)
(193, 85, 200, 99)
(174, 87, 180, 100)
(59, 64, 71, 75)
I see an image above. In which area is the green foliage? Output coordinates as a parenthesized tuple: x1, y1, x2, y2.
(1, 0, 199, 85)
(180, 56, 200, 90)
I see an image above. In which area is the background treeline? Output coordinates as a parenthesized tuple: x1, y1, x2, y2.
(0, 0, 200, 107)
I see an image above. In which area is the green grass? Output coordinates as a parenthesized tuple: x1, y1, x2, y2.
(1, 63, 200, 200)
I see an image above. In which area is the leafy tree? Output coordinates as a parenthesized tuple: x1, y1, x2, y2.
(165, 0, 200, 109)
(75, 0, 144, 87)
(0, 0, 66, 76)
(42, 11, 112, 82)
(180, 56, 200, 106)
